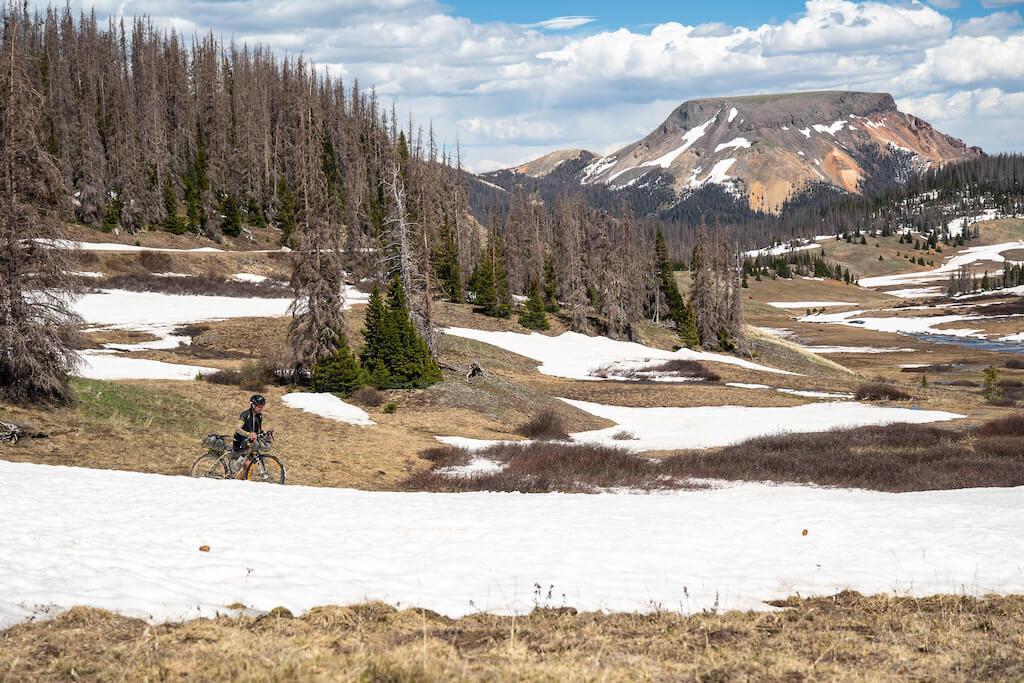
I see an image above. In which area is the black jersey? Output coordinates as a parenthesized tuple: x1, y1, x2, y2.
(233, 408, 263, 450)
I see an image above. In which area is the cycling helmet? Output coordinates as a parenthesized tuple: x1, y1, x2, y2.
(250, 394, 267, 406)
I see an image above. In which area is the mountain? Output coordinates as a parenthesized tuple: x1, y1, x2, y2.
(484, 91, 982, 215)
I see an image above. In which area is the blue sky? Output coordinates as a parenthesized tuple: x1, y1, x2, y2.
(450, 0, 1001, 29)
(38, 0, 1024, 169)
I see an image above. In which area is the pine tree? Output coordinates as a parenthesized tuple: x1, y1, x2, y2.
(468, 230, 511, 317)
(654, 229, 687, 331)
(432, 215, 462, 302)
(275, 176, 297, 248)
(162, 176, 184, 234)
(311, 336, 366, 396)
(542, 252, 559, 312)
(359, 286, 392, 387)
(518, 279, 549, 330)
(0, 11, 82, 404)
(220, 192, 242, 237)
(360, 278, 441, 389)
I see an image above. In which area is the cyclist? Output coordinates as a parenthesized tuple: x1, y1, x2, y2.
(232, 395, 267, 472)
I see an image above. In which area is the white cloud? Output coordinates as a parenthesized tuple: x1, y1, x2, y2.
(957, 10, 1023, 36)
(526, 16, 596, 31)
(33, 0, 1024, 169)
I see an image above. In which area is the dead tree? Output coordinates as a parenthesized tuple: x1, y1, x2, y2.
(0, 9, 82, 404)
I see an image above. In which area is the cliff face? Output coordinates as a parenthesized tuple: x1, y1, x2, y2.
(500, 91, 982, 214)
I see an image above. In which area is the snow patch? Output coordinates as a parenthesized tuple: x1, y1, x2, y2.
(714, 137, 752, 154)
(768, 301, 856, 309)
(728, 107, 738, 123)
(281, 393, 375, 427)
(813, 120, 847, 136)
(443, 328, 797, 378)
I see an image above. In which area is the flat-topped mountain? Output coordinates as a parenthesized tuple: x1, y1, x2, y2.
(487, 91, 981, 214)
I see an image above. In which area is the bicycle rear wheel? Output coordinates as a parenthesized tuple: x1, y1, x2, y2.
(245, 455, 285, 484)
(190, 453, 229, 480)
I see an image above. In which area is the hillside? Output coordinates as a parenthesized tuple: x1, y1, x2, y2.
(487, 91, 981, 215)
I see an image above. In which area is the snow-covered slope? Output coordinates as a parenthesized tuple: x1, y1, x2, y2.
(1, 460, 1021, 627)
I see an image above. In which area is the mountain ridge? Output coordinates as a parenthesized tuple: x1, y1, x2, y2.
(485, 91, 982, 215)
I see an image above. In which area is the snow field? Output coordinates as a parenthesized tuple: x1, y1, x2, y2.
(768, 301, 856, 309)
(443, 327, 798, 378)
(1, 459, 1020, 628)
(281, 393, 375, 427)
(860, 240, 1024, 289)
(559, 399, 961, 452)
(440, 400, 961, 454)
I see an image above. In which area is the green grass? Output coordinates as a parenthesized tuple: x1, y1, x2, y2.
(71, 378, 217, 433)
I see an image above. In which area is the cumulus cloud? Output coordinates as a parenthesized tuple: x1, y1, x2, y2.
(32, 0, 1024, 169)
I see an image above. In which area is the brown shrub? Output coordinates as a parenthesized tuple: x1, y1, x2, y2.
(137, 251, 173, 272)
(976, 413, 1024, 437)
(172, 324, 210, 339)
(97, 273, 288, 299)
(203, 361, 276, 391)
(853, 382, 912, 401)
(648, 359, 721, 382)
(900, 364, 955, 374)
(942, 380, 980, 387)
(404, 441, 686, 494)
(404, 422, 1024, 494)
(517, 409, 569, 440)
(350, 386, 386, 407)
(1004, 358, 1024, 370)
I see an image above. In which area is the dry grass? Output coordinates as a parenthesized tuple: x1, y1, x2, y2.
(405, 418, 1024, 493)
(2, 593, 1022, 681)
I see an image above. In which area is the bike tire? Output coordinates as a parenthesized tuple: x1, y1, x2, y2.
(244, 454, 285, 485)
(190, 453, 230, 480)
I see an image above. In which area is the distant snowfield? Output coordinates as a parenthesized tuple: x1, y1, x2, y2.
(441, 399, 961, 454)
(768, 301, 856, 309)
(801, 309, 987, 339)
(443, 328, 797, 378)
(744, 242, 822, 258)
(861, 240, 1024, 289)
(1, 460, 1020, 627)
(282, 393, 375, 427)
(36, 238, 292, 254)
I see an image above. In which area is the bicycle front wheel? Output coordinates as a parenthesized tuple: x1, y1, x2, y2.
(190, 453, 229, 480)
(245, 455, 285, 484)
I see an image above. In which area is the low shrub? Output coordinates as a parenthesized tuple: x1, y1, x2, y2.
(350, 386, 386, 407)
(976, 413, 1024, 437)
(942, 380, 980, 387)
(517, 409, 569, 440)
(853, 382, 912, 401)
(403, 421, 1024, 494)
(203, 360, 276, 392)
(98, 273, 288, 299)
(382, 402, 398, 414)
(1005, 358, 1024, 370)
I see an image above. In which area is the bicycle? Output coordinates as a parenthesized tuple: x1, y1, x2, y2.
(189, 430, 286, 484)
(0, 421, 24, 445)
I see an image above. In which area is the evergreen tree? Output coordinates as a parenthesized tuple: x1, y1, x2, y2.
(654, 229, 687, 330)
(360, 278, 442, 389)
(359, 286, 392, 387)
(275, 176, 297, 248)
(162, 176, 184, 234)
(432, 215, 462, 302)
(518, 279, 549, 330)
(220, 192, 242, 237)
(468, 230, 511, 317)
(679, 306, 699, 349)
(102, 194, 122, 232)
(310, 336, 366, 396)
(542, 252, 559, 312)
